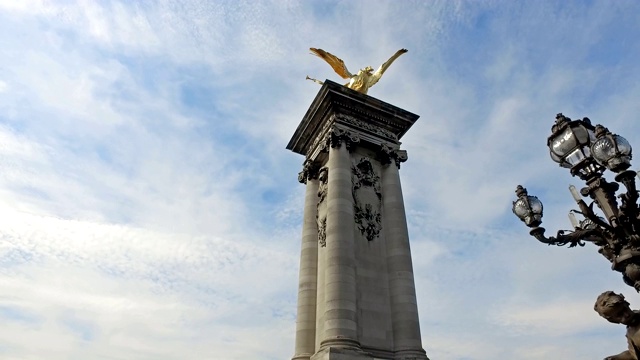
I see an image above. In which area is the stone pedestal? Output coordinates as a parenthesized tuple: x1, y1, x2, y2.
(288, 81, 429, 360)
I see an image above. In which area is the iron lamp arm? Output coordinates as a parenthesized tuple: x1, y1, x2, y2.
(529, 227, 605, 248)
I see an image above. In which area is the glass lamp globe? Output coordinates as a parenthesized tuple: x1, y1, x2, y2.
(513, 185, 543, 227)
(591, 125, 632, 173)
(548, 114, 596, 169)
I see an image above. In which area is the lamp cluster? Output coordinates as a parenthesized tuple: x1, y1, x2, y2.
(513, 113, 640, 290)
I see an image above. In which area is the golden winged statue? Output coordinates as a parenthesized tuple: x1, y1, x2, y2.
(307, 48, 408, 94)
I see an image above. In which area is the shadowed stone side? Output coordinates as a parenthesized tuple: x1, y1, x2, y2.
(383, 162, 428, 359)
(293, 168, 320, 360)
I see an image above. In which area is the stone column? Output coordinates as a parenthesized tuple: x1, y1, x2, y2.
(293, 162, 320, 360)
(314, 235, 326, 351)
(320, 131, 360, 350)
(382, 152, 427, 358)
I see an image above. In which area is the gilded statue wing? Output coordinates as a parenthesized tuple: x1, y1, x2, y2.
(310, 48, 353, 79)
(368, 49, 408, 87)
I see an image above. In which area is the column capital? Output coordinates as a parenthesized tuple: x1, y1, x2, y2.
(327, 127, 360, 152)
(298, 159, 321, 184)
(377, 143, 408, 168)
(394, 149, 408, 168)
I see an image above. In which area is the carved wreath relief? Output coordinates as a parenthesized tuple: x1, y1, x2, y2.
(352, 157, 382, 242)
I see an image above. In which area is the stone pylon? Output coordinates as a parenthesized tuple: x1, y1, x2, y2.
(287, 81, 429, 360)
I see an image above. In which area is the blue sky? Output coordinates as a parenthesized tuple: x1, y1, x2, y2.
(1, 1, 640, 359)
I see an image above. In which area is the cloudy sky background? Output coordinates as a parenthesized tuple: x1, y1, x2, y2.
(1, 1, 640, 359)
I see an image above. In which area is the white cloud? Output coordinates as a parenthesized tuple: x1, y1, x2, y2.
(1, 1, 640, 359)
(0, 204, 298, 359)
(492, 299, 602, 336)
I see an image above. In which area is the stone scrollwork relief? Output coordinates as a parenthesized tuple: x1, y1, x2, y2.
(307, 116, 335, 157)
(394, 150, 408, 168)
(309, 114, 397, 156)
(309, 121, 362, 156)
(352, 157, 382, 241)
(328, 127, 360, 152)
(377, 143, 396, 166)
(377, 142, 408, 168)
(298, 159, 320, 184)
(334, 114, 398, 142)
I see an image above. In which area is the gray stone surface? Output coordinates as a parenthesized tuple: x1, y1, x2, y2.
(293, 178, 320, 359)
(289, 81, 429, 360)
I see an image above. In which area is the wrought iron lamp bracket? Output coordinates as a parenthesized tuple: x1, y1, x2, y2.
(529, 227, 605, 248)
(513, 113, 640, 291)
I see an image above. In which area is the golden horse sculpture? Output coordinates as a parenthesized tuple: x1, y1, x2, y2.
(306, 48, 408, 94)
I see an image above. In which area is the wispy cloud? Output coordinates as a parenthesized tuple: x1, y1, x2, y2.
(1, 1, 640, 359)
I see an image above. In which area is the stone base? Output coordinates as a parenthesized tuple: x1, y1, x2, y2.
(309, 347, 429, 360)
(393, 350, 430, 360)
(302, 347, 429, 360)
(292, 354, 314, 360)
(310, 347, 373, 360)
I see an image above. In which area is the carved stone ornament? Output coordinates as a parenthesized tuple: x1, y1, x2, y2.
(335, 114, 398, 142)
(594, 290, 640, 360)
(377, 142, 408, 168)
(318, 216, 327, 247)
(328, 127, 360, 152)
(307, 116, 335, 157)
(394, 149, 408, 168)
(352, 157, 382, 241)
(352, 157, 382, 199)
(355, 204, 382, 242)
(298, 159, 320, 184)
(377, 143, 396, 165)
(316, 167, 329, 248)
(317, 167, 329, 204)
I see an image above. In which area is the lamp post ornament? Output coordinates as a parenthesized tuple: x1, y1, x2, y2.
(513, 113, 639, 359)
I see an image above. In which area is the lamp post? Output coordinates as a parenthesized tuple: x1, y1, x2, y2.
(513, 113, 640, 290)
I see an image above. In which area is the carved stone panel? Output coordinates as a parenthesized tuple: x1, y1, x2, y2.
(352, 157, 382, 241)
(317, 167, 328, 205)
(317, 167, 329, 247)
(318, 216, 327, 248)
(335, 113, 398, 142)
(355, 204, 382, 243)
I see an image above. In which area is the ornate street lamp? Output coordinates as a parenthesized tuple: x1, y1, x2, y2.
(513, 113, 640, 290)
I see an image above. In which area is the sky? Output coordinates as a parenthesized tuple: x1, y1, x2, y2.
(1, 0, 640, 359)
